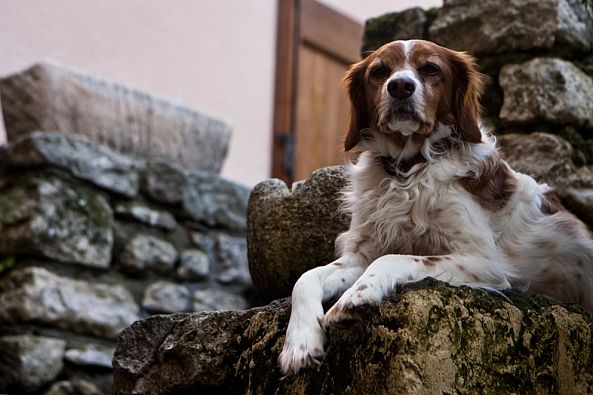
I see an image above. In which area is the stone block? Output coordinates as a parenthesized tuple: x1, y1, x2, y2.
(182, 172, 250, 232)
(191, 288, 248, 312)
(0, 266, 139, 339)
(142, 281, 189, 314)
(177, 249, 210, 281)
(499, 58, 593, 127)
(429, 0, 593, 54)
(361, 7, 428, 54)
(214, 233, 250, 285)
(247, 166, 350, 300)
(65, 344, 115, 369)
(118, 235, 178, 275)
(0, 131, 143, 198)
(0, 62, 231, 173)
(0, 173, 113, 269)
(113, 280, 593, 394)
(0, 335, 66, 393)
(114, 202, 177, 231)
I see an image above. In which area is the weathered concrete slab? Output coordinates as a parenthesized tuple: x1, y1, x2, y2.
(0, 62, 231, 173)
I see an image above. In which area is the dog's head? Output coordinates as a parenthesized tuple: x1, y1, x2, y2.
(344, 40, 486, 155)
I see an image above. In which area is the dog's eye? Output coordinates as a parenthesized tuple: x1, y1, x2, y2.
(370, 65, 390, 80)
(419, 63, 440, 76)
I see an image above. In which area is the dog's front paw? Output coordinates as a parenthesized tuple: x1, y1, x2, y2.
(323, 281, 381, 328)
(278, 321, 325, 375)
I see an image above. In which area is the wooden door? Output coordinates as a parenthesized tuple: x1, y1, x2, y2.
(272, 0, 363, 183)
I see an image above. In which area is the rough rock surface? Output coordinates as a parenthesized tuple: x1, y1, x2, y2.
(0, 131, 143, 198)
(65, 344, 115, 369)
(429, 0, 593, 54)
(191, 287, 248, 312)
(0, 173, 113, 269)
(113, 279, 593, 394)
(118, 234, 178, 275)
(499, 58, 593, 127)
(114, 202, 177, 231)
(142, 281, 190, 314)
(0, 266, 139, 339)
(247, 166, 350, 300)
(499, 132, 593, 225)
(182, 172, 250, 232)
(0, 335, 66, 393)
(142, 161, 187, 205)
(44, 380, 102, 395)
(361, 7, 428, 55)
(214, 233, 250, 285)
(0, 61, 231, 173)
(176, 249, 210, 281)
(498, 132, 576, 189)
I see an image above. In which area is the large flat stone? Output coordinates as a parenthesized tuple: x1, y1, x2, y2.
(0, 62, 231, 173)
(0, 173, 113, 269)
(499, 58, 593, 127)
(113, 280, 593, 394)
(247, 166, 350, 300)
(0, 131, 143, 198)
(0, 266, 140, 339)
(0, 335, 66, 393)
(429, 0, 593, 54)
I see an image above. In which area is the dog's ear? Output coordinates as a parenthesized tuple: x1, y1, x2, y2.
(344, 60, 370, 151)
(449, 51, 486, 144)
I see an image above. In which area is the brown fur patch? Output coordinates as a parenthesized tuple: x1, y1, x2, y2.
(458, 156, 517, 211)
(534, 239, 557, 250)
(423, 256, 441, 266)
(356, 284, 368, 291)
(541, 190, 564, 215)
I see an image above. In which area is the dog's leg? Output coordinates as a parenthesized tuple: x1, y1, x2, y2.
(278, 254, 365, 374)
(323, 253, 512, 327)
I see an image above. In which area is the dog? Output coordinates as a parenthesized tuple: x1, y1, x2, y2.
(278, 39, 593, 375)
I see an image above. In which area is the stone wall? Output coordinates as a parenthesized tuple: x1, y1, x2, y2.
(109, 1, 593, 394)
(0, 132, 252, 394)
(362, 0, 593, 156)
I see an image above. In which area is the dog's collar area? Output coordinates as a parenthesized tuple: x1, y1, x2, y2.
(380, 154, 425, 177)
(380, 137, 453, 178)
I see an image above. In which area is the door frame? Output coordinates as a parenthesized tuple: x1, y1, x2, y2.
(271, 0, 362, 183)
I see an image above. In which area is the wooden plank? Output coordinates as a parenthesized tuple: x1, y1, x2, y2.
(301, 0, 363, 64)
(271, 0, 300, 182)
(294, 45, 350, 180)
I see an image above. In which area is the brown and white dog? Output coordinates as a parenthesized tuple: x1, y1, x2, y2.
(279, 39, 593, 374)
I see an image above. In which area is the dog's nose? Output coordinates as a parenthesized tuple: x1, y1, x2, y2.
(387, 77, 416, 99)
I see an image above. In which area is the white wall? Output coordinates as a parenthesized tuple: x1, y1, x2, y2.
(0, 1, 440, 186)
(319, 0, 442, 23)
(0, 0, 277, 186)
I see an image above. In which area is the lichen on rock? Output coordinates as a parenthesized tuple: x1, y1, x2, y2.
(113, 279, 593, 394)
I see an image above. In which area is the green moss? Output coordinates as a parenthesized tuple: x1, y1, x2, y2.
(0, 256, 15, 274)
(424, 7, 440, 35)
(362, 12, 401, 56)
